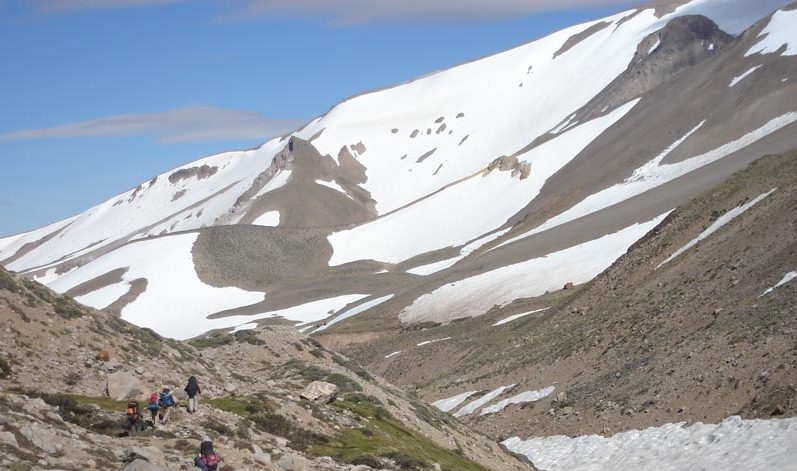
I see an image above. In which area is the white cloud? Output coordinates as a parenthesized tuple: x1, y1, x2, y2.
(23, 0, 636, 23)
(33, 0, 187, 13)
(0, 106, 303, 144)
(218, 0, 635, 24)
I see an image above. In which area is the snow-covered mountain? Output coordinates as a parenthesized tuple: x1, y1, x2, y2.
(2, 0, 797, 340)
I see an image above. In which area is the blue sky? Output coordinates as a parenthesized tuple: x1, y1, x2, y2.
(0, 0, 636, 237)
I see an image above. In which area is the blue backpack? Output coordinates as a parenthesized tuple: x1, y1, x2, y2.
(160, 390, 174, 407)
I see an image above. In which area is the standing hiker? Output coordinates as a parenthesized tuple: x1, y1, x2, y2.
(185, 376, 201, 413)
(146, 392, 160, 427)
(194, 440, 221, 471)
(159, 386, 176, 424)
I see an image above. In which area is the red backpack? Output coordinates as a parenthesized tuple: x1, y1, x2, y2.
(204, 453, 220, 466)
(147, 393, 160, 410)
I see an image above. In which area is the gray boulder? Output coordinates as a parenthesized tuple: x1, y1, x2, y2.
(106, 370, 146, 400)
(299, 381, 338, 403)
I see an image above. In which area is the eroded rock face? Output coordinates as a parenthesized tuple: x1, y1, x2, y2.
(488, 156, 532, 180)
(565, 14, 735, 127)
(168, 164, 218, 184)
(299, 381, 338, 403)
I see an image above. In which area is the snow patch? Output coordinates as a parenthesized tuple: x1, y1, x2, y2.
(480, 386, 555, 416)
(314, 294, 395, 332)
(760, 269, 797, 297)
(74, 282, 130, 310)
(493, 307, 550, 326)
(502, 415, 797, 471)
(417, 337, 451, 347)
(729, 65, 762, 87)
(657, 189, 775, 269)
(315, 179, 351, 198)
(252, 211, 280, 227)
(254, 169, 292, 198)
(407, 257, 460, 275)
(432, 391, 479, 412)
(648, 39, 661, 54)
(455, 384, 516, 417)
(384, 351, 402, 359)
(232, 323, 257, 332)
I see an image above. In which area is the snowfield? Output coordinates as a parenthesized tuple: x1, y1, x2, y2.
(746, 7, 797, 57)
(327, 101, 639, 266)
(49, 233, 267, 339)
(401, 215, 668, 323)
(502, 415, 797, 471)
(47, 233, 371, 339)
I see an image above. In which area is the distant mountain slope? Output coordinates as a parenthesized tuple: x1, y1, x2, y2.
(335, 150, 797, 445)
(1, 0, 796, 341)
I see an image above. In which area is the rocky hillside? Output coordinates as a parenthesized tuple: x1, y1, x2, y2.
(328, 149, 796, 445)
(0, 270, 527, 471)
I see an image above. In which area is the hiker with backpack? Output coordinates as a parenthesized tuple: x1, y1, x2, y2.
(194, 440, 221, 471)
(146, 392, 161, 427)
(184, 376, 201, 413)
(124, 399, 145, 435)
(159, 386, 177, 424)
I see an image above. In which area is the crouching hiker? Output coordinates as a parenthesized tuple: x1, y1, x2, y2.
(146, 392, 160, 427)
(185, 376, 201, 413)
(159, 386, 177, 424)
(194, 440, 221, 471)
(124, 399, 145, 435)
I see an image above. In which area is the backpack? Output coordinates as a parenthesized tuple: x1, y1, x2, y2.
(148, 393, 160, 410)
(200, 440, 214, 456)
(160, 390, 174, 407)
(200, 441, 220, 468)
(127, 400, 139, 417)
(204, 453, 221, 467)
(186, 376, 199, 396)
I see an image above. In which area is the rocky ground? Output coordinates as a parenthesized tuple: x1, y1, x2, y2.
(0, 269, 529, 471)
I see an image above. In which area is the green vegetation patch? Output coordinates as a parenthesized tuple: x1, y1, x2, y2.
(21, 279, 54, 302)
(17, 390, 125, 434)
(53, 296, 84, 319)
(0, 269, 19, 293)
(0, 356, 12, 379)
(206, 393, 327, 451)
(312, 399, 487, 471)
